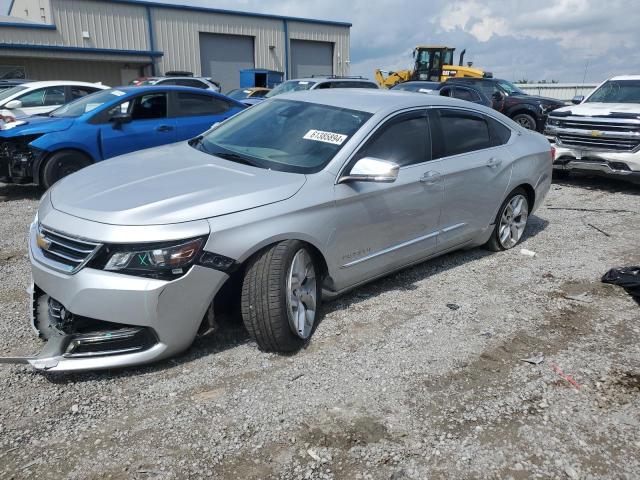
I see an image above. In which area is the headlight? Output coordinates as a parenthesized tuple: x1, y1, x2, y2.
(102, 237, 206, 278)
(540, 103, 560, 115)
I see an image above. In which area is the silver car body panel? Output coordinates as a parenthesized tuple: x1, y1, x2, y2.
(4, 89, 552, 371)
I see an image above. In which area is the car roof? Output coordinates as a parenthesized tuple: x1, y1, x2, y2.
(277, 89, 495, 115)
(19, 80, 108, 88)
(155, 76, 210, 81)
(290, 77, 375, 83)
(610, 75, 640, 81)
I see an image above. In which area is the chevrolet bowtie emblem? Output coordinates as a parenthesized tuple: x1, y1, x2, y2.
(36, 232, 51, 251)
(589, 130, 603, 137)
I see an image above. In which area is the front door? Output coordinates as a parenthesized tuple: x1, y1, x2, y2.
(332, 110, 444, 288)
(429, 108, 513, 249)
(99, 91, 177, 159)
(12, 85, 66, 116)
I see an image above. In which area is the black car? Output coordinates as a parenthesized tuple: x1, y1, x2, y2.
(446, 78, 565, 131)
(436, 83, 493, 108)
(390, 81, 440, 93)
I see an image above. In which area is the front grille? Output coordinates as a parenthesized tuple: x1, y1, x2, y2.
(36, 225, 102, 274)
(556, 133, 640, 152)
(551, 117, 640, 152)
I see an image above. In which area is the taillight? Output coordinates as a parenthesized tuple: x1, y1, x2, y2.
(550, 146, 556, 162)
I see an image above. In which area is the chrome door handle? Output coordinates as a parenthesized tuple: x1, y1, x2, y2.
(487, 157, 503, 168)
(420, 171, 441, 184)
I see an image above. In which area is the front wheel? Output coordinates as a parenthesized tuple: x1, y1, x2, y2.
(241, 240, 321, 352)
(485, 188, 530, 252)
(512, 113, 537, 131)
(41, 150, 92, 189)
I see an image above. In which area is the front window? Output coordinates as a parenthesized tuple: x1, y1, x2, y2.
(496, 80, 526, 95)
(50, 89, 127, 118)
(265, 80, 317, 98)
(586, 80, 640, 104)
(0, 85, 27, 104)
(194, 99, 372, 173)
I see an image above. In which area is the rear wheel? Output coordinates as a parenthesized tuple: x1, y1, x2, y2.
(512, 113, 537, 131)
(41, 150, 92, 189)
(485, 188, 530, 251)
(241, 240, 321, 352)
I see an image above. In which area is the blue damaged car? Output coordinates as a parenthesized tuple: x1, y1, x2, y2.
(0, 86, 245, 188)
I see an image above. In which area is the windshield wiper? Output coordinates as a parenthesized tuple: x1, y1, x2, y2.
(212, 151, 259, 167)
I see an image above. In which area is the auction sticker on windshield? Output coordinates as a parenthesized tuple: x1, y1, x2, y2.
(303, 129, 348, 145)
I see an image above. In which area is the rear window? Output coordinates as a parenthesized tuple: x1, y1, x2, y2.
(265, 80, 316, 98)
(174, 92, 231, 116)
(433, 109, 492, 157)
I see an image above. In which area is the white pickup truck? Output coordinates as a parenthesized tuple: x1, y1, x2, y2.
(545, 75, 640, 182)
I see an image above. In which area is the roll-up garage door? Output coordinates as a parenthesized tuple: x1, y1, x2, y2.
(290, 40, 333, 78)
(199, 33, 255, 92)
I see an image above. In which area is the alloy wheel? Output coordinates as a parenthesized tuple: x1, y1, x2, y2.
(286, 249, 317, 339)
(498, 194, 529, 248)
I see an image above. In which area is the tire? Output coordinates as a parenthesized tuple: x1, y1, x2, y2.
(512, 113, 537, 131)
(41, 150, 92, 189)
(553, 169, 570, 181)
(484, 187, 530, 252)
(241, 240, 321, 352)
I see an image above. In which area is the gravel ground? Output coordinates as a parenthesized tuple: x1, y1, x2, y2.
(0, 175, 639, 480)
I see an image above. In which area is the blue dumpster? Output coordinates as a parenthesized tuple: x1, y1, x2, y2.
(240, 69, 284, 89)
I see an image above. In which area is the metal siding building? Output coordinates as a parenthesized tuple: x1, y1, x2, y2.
(0, 0, 351, 89)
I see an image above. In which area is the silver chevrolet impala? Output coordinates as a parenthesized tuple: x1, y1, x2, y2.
(3, 90, 552, 371)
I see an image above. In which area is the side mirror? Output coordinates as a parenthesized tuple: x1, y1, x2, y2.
(492, 91, 504, 101)
(571, 95, 584, 105)
(110, 112, 132, 129)
(4, 99, 22, 109)
(338, 157, 399, 184)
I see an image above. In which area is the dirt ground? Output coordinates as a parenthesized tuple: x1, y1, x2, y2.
(0, 174, 639, 480)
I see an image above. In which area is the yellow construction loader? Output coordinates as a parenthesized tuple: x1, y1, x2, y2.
(375, 46, 492, 88)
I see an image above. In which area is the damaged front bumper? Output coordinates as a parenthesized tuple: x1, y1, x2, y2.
(0, 227, 229, 372)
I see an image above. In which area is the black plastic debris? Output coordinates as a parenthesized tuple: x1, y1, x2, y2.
(602, 266, 640, 304)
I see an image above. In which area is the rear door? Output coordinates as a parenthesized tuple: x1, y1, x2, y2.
(333, 110, 444, 286)
(169, 91, 239, 139)
(99, 91, 177, 159)
(429, 108, 513, 249)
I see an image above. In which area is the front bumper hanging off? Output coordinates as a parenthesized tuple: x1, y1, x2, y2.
(0, 251, 229, 372)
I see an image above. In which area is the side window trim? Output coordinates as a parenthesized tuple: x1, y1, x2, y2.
(336, 108, 431, 180)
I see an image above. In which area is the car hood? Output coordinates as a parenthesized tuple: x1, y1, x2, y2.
(0, 115, 75, 138)
(50, 141, 307, 226)
(511, 93, 563, 105)
(550, 102, 640, 117)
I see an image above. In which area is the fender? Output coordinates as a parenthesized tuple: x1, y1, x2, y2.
(29, 133, 98, 183)
(504, 102, 541, 121)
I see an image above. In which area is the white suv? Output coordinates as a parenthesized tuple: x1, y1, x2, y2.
(546, 75, 640, 182)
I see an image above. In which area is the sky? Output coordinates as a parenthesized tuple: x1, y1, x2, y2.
(3, 0, 638, 83)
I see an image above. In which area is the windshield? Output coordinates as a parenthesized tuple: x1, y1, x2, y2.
(226, 89, 252, 100)
(497, 80, 526, 95)
(265, 80, 317, 98)
(138, 79, 160, 86)
(50, 89, 126, 118)
(0, 86, 27, 104)
(586, 80, 640, 104)
(195, 99, 372, 173)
